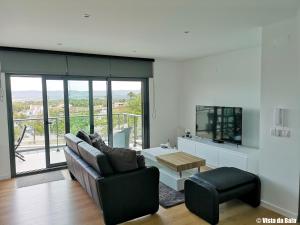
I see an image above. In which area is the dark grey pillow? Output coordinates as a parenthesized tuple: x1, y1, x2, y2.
(76, 130, 92, 145)
(89, 133, 112, 153)
(105, 148, 138, 173)
(137, 154, 146, 168)
(89, 133, 139, 173)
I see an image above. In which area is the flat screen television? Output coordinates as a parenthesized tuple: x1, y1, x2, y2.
(196, 106, 242, 145)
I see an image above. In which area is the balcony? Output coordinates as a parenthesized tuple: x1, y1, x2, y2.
(14, 113, 142, 174)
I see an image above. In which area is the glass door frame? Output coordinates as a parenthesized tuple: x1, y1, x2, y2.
(44, 75, 109, 168)
(108, 77, 150, 149)
(65, 76, 108, 135)
(43, 76, 68, 168)
(5, 74, 68, 177)
(6, 74, 149, 177)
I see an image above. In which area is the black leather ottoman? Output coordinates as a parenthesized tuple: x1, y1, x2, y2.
(184, 167, 261, 225)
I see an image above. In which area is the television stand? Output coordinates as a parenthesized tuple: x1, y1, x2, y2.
(177, 136, 259, 174)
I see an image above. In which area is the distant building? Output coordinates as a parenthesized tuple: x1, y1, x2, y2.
(27, 105, 43, 116)
(114, 102, 125, 108)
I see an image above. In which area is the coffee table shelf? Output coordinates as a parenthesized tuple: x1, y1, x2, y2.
(142, 147, 206, 191)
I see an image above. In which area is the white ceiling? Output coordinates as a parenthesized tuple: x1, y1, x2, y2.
(0, 0, 299, 60)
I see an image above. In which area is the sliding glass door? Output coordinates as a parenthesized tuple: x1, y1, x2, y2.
(44, 79, 66, 166)
(111, 81, 143, 150)
(11, 76, 47, 173)
(8, 75, 148, 176)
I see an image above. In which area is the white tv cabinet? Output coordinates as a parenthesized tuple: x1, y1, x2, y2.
(177, 137, 259, 174)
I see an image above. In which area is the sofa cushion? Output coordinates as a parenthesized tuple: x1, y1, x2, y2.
(65, 133, 83, 155)
(193, 167, 257, 192)
(76, 130, 92, 145)
(89, 132, 112, 152)
(105, 148, 138, 173)
(77, 141, 114, 176)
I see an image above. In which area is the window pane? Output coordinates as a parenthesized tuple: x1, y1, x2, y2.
(112, 81, 142, 150)
(47, 80, 66, 164)
(68, 80, 90, 134)
(93, 81, 108, 142)
(11, 77, 46, 173)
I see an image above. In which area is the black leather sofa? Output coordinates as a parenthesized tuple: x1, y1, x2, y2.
(185, 167, 261, 225)
(64, 133, 160, 225)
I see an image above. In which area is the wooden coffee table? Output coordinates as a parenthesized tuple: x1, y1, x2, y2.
(156, 152, 206, 178)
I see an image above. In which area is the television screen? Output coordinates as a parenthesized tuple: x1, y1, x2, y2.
(196, 106, 242, 144)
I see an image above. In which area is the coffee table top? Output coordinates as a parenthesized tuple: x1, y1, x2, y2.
(156, 152, 206, 172)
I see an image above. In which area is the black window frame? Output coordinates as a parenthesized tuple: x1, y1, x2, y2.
(6, 74, 150, 177)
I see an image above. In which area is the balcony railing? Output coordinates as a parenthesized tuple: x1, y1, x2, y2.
(13, 113, 142, 153)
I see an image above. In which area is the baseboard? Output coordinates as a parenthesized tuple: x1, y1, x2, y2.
(0, 173, 11, 180)
(261, 200, 298, 218)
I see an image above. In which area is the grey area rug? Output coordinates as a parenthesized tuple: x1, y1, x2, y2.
(159, 182, 185, 208)
(16, 171, 65, 188)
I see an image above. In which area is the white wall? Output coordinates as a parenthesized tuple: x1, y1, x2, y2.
(149, 60, 181, 147)
(259, 18, 300, 218)
(179, 47, 261, 147)
(0, 73, 11, 180)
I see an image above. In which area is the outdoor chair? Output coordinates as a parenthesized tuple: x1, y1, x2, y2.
(15, 125, 27, 161)
(113, 127, 132, 148)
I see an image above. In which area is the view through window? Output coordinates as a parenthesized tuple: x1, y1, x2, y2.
(112, 81, 142, 150)
(93, 81, 108, 142)
(11, 77, 46, 173)
(10, 76, 145, 174)
(68, 80, 90, 134)
(46, 80, 66, 165)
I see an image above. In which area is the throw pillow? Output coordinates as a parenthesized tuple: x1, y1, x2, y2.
(89, 133, 140, 173)
(136, 154, 146, 168)
(89, 132, 112, 153)
(105, 148, 138, 173)
(76, 130, 92, 145)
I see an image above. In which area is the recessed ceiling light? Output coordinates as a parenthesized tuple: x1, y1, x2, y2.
(83, 13, 91, 18)
(184, 31, 190, 34)
(57, 43, 63, 46)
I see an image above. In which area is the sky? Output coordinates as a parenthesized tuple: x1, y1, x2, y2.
(10, 77, 141, 91)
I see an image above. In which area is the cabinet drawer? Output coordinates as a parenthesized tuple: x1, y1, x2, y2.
(195, 143, 219, 167)
(177, 138, 196, 155)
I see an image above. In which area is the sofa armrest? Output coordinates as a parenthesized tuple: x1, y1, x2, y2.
(97, 166, 159, 225)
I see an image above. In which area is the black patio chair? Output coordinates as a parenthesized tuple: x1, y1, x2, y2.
(15, 125, 27, 161)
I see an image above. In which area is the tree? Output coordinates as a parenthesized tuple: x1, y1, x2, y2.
(128, 91, 135, 99)
(126, 92, 141, 115)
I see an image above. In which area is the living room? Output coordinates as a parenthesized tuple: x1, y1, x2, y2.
(0, 1, 299, 225)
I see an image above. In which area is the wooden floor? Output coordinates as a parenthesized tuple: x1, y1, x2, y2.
(0, 172, 284, 225)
